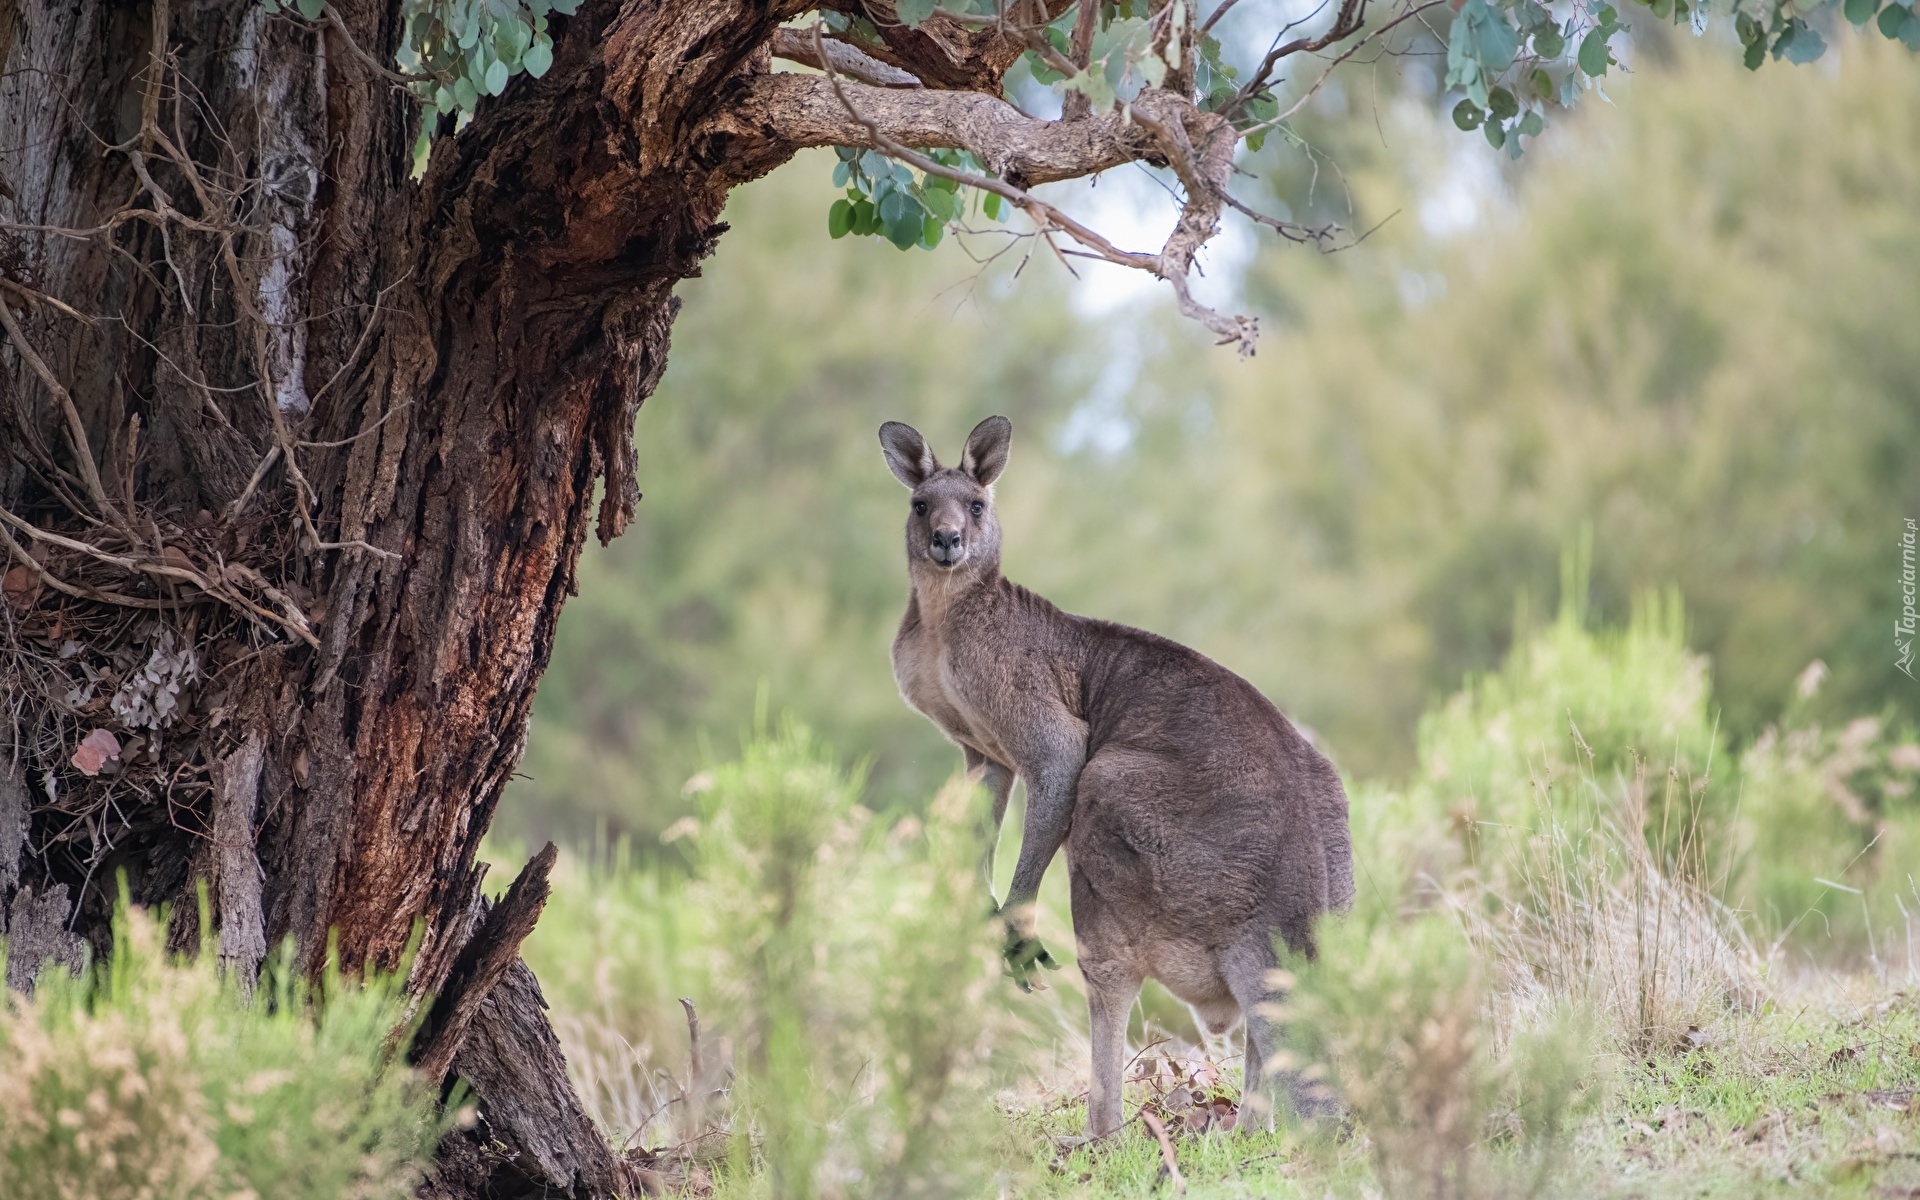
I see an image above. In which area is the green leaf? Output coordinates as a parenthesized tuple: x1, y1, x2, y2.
(1488, 86, 1519, 120)
(1453, 98, 1486, 130)
(1531, 67, 1554, 102)
(920, 218, 943, 249)
(896, 0, 936, 26)
(1577, 26, 1616, 75)
(434, 85, 455, 114)
(1777, 19, 1826, 62)
(484, 57, 509, 95)
(1533, 25, 1565, 57)
(832, 161, 851, 188)
(1744, 31, 1767, 67)
(261, 0, 281, 13)
(296, 0, 324, 18)
(523, 36, 553, 78)
(1518, 109, 1544, 136)
(1845, 0, 1880, 23)
(1484, 120, 1507, 148)
(453, 76, 479, 111)
(1879, 2, 1912, 39)
(983, 192, 1002, 220)
(921, 185, 956, 222)
(828, 198, 854, 238)
(851, 199, 877, 235)
(1469, 2, 1522, 71)
(885, 210, 924, 250)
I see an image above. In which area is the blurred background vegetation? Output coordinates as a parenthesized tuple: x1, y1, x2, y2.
(499, 27, 1920, 854)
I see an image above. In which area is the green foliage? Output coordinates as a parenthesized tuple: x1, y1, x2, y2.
(828, 147, 985, 251)
(1286, 908, 1596, 1198)
(0, 899, 440, 1200)
(690, 720, 1005, 1198)
(514, 720, 1009, 1190)
(1735, 700, 1920, 955)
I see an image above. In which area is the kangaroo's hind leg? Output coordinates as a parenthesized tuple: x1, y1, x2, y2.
(1222, 938, 1282, 1132)
(1080, 955, 1142, 1138)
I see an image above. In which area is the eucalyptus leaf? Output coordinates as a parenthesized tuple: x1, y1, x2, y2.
(296, 0, 324, 19)
(454, 76, 479, 111)
(896, 0, 937, 26)
(523, 36, 553, 78)
(828, 199, 854, 239)
(1534, 26, 1565, 57)
(1488, 86, 1519, 120)
(1845, 0, 1880, 23)
(1453, 99, 1485, 130)
(1578, 26, 1616, 75)
(484, 57, 509, 95)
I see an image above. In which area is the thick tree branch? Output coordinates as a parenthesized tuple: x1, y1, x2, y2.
(713, 71, 1154, 188)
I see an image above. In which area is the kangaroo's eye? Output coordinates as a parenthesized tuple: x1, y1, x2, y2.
(913, 501, 928, 516)
(969, 501, 985, 517)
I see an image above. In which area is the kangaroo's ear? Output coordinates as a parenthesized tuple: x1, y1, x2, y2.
(879, 421, 939, 488)
(960, 415, 1012, 486)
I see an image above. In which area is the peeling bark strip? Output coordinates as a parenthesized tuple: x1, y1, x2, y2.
(413, 841, 558, 1083)
(0, 760, 25, 895)
(211, 728, 268, 980)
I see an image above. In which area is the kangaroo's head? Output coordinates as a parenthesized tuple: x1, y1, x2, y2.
(878, 416, 1012, 576)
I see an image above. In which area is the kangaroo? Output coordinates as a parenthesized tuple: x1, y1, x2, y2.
(879, 415, 1355, 1136)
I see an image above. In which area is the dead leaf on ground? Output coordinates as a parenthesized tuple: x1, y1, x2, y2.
(3, 564, 40, 611)
(72, 727, 121, 776)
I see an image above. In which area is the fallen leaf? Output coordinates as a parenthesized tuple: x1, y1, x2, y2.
(3, 564, 40, 611)
(1165, 1087, 1193, 1113)
(72, 727, 121, 776)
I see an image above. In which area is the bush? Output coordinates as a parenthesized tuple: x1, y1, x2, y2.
(1287, 906, 1595, 1200)
(702, 724, 1009, 1199)
(0, 896, 441, 1200)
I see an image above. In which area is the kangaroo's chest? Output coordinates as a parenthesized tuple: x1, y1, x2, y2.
(892, 616, 1009, 763)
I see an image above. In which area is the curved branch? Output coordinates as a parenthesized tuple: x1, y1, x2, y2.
(711, 71, 1154, 188)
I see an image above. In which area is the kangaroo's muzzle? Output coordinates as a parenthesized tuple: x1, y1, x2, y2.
(930, 528, 965, 567)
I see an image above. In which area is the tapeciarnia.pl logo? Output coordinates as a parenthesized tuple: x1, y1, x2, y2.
(1900, 517, 1917, 680)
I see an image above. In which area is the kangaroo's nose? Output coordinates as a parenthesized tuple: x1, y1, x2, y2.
(931, 529, 963, 556)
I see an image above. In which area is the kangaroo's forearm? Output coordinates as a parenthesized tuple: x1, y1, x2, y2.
(1001, 762, 1079, 928)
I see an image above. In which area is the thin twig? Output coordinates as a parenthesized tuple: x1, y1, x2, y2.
(1140, 1111, 1187, 1197)
(0, 299, 122, 526)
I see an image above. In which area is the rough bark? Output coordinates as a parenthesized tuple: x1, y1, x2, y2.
(0, 0, 805, 1193)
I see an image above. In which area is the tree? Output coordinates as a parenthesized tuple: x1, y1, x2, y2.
(0, 0, 1904, 1192)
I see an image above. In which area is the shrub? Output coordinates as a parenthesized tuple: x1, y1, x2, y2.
(1286, 906, 1595, 1200)
(0, 896, 441, 1200)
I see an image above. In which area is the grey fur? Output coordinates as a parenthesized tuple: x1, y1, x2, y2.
(880, 415, 1355, 1136)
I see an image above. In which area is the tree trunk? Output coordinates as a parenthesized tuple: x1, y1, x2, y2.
(0, 0, 799, 1192)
